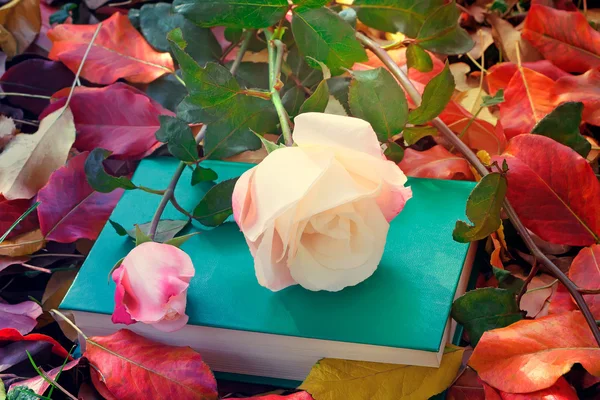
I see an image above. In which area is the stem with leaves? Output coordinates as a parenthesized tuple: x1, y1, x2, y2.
(147, 36, 252, 240)
(264, 29, 293, 146)
(356, 32, 600, 346)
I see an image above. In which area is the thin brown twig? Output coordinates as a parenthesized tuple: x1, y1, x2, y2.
(355, 31, 600, 346)
(516, 260, 538, 306)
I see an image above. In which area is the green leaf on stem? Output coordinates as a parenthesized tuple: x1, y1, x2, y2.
(134, 225, 153, 246)
(172, 0, 288, 28)
(416, 2, 474, 54)
(451, 287, 523, 346)
(453, 172, 507, 242)
(327, 77, 351, 114)
(284, 47, 323, 91)
(384, 142, 404, 163)
(493, 267, 525, 294)
(146, 73, 188, 112)
(109, 220, 128, 236)
(283, 86, 306, 118)
(291, 7, 367, 76)
(84, 148, 137, 193)
(194, 178, 239, 227)
(481, 89, 505, 107)
(139, 2, 222, 63)
(349, 67, 409, 141)
(408, 63, 455, 125)
(131, 220, 189, 244)
(253, 131, 286, 154)
(353, 0, 444, 37)
(299, 80, 329, 114)
(403, 126, 438, 145)
(406, 44, 433, 72)
(532, 102, 591, 157)
(6, 386, 41, 400)
(191, 166, 218, 185)
(155, 116, 199, 162)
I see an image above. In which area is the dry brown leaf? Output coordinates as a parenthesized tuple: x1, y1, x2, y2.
(454, 88, 498, 124)
(488, 14, 542, 63)
(587, 136, 599, 164)
(0, 106, 75, 200)
(450, 62, 478, 92)
(38, 269, 79, 339)
(0, 0, 41, 57)
(0, 24, 17, 58)
(507, 265, 557, 318)
(468, 27, 494, 59)
(0, 229, 44, 257)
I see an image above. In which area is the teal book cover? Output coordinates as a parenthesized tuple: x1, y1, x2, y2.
(61, 157, 475, 381)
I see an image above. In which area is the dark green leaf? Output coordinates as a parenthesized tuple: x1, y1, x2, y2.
(191, 166, 219, 185)
(349, 67, 408, 141)
(140, 3, 187, 52)
(203, 121, 263, 159)
(384, 142, 404, 163)
(293, 0, 329, 7)
(327, 77, 351, 114)
(416, 2, 474, 55)
(353, 0, 444, 37)
(453, 172, 507, 242)
(155, 116, 199, 162)
(109, 220, 128, 236)
(283, 86, 306, 118)
(493, 267, 525, 294)
(490, 0, 508, 13)
(227, 62, 271, 90)
(532, 102, 591, 157)
(131, 220, 189, 244)
(146, 73, 188, 112)
(481, 89, 504, 107)
(451, 288, 522, 346)
(284, 47, 323, 91)
(403, 126, 438, 145)
(128, 9, 140, 29)
(299, 80, 329, 114)
(135, 225, 153, 246)
(172, 0, 288, 28)
(225, 28, 267, 52)
(408, 63, 454, 125)
(291, 7, 367, 76)
(194, 178, 239, 227)
(6, 386, 40, 400)
(84, 148, 137, 193)
(406, 44, 433, 72)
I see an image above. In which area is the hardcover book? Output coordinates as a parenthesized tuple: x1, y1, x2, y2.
(61, 157, 476, 381)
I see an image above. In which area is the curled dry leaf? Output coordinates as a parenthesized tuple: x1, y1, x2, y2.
(41, 83, 174, 159)
(492, 135, 600, 246)
(0, 0, 41, 57)
(0, 229, 44, 257)
(568, 245, 600, 319)
(487, 14, 542, 64)
(85, 329, 218, 400)
(400, 145, 474, 181)
(469, 311, 600, 393)
(48, 12, 174, 84)
(0, 106, 75, 200)
(37, 152, 124, 243)
(522, 5, 600, 73)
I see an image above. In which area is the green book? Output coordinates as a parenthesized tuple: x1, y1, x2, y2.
(61, 158, 475, 382)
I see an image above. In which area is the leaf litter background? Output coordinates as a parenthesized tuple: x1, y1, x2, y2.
(1, 0, 600, 399)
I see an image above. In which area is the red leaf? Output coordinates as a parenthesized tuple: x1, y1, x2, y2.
(447, 368, 485, 400)
(491, 135, 600, 245)
(568, 245, 600, 318)
(498, 67, 556, 138)
(553, 67, 600, 126)
(228, 393, 314, 400)
(399, 145, 474, 181)
(0, 328, 70, 359)
(469, 312, 600, 393)
(37, 152, 123, 243)
(438, 101, 507, 155)
(483, 377, 578, 399)
(48, 12, 174, 84)
(85, 329, 218, 400)
(40, 83, 173, 159)
(548, 284, 577, 315)
(522, 5, 600, 73)
(486, 61, 569, 95)
(0, 196, 39, 240)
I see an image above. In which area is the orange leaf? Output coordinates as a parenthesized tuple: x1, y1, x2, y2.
(447, 368, 485, 400)
(548, 284, 577, 315)
(48, 12, 174, 84)
(483, 377, 578, 399)
(553, 67, 600, 126)
(486, 61, 568, 96)
(469, 311, 600, 393)
(399, 145, 474, 181)
(498, 66, 556, 139)
(568, 245, 600, 318)
(522, 5, 600, 73)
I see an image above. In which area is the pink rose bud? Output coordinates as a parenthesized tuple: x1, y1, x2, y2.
(112, 242, 195, 332)
(232, 113, 412, 292)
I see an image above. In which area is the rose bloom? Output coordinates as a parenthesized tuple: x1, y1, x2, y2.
(232, 113, 412, 292)
(112, 242, 195, 332)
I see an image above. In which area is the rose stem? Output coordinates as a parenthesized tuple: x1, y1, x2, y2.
(356, 31, 600, 346)
(147, 32, 253, 240)
(264, 29, 293, 146)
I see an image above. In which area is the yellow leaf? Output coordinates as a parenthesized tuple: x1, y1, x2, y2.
(0, 229, 45, 257)
(300, 346, 465, 400)
(456, 88, 497, 125)
(0, 0, 41, 56)
(0, 106, 75, 200)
